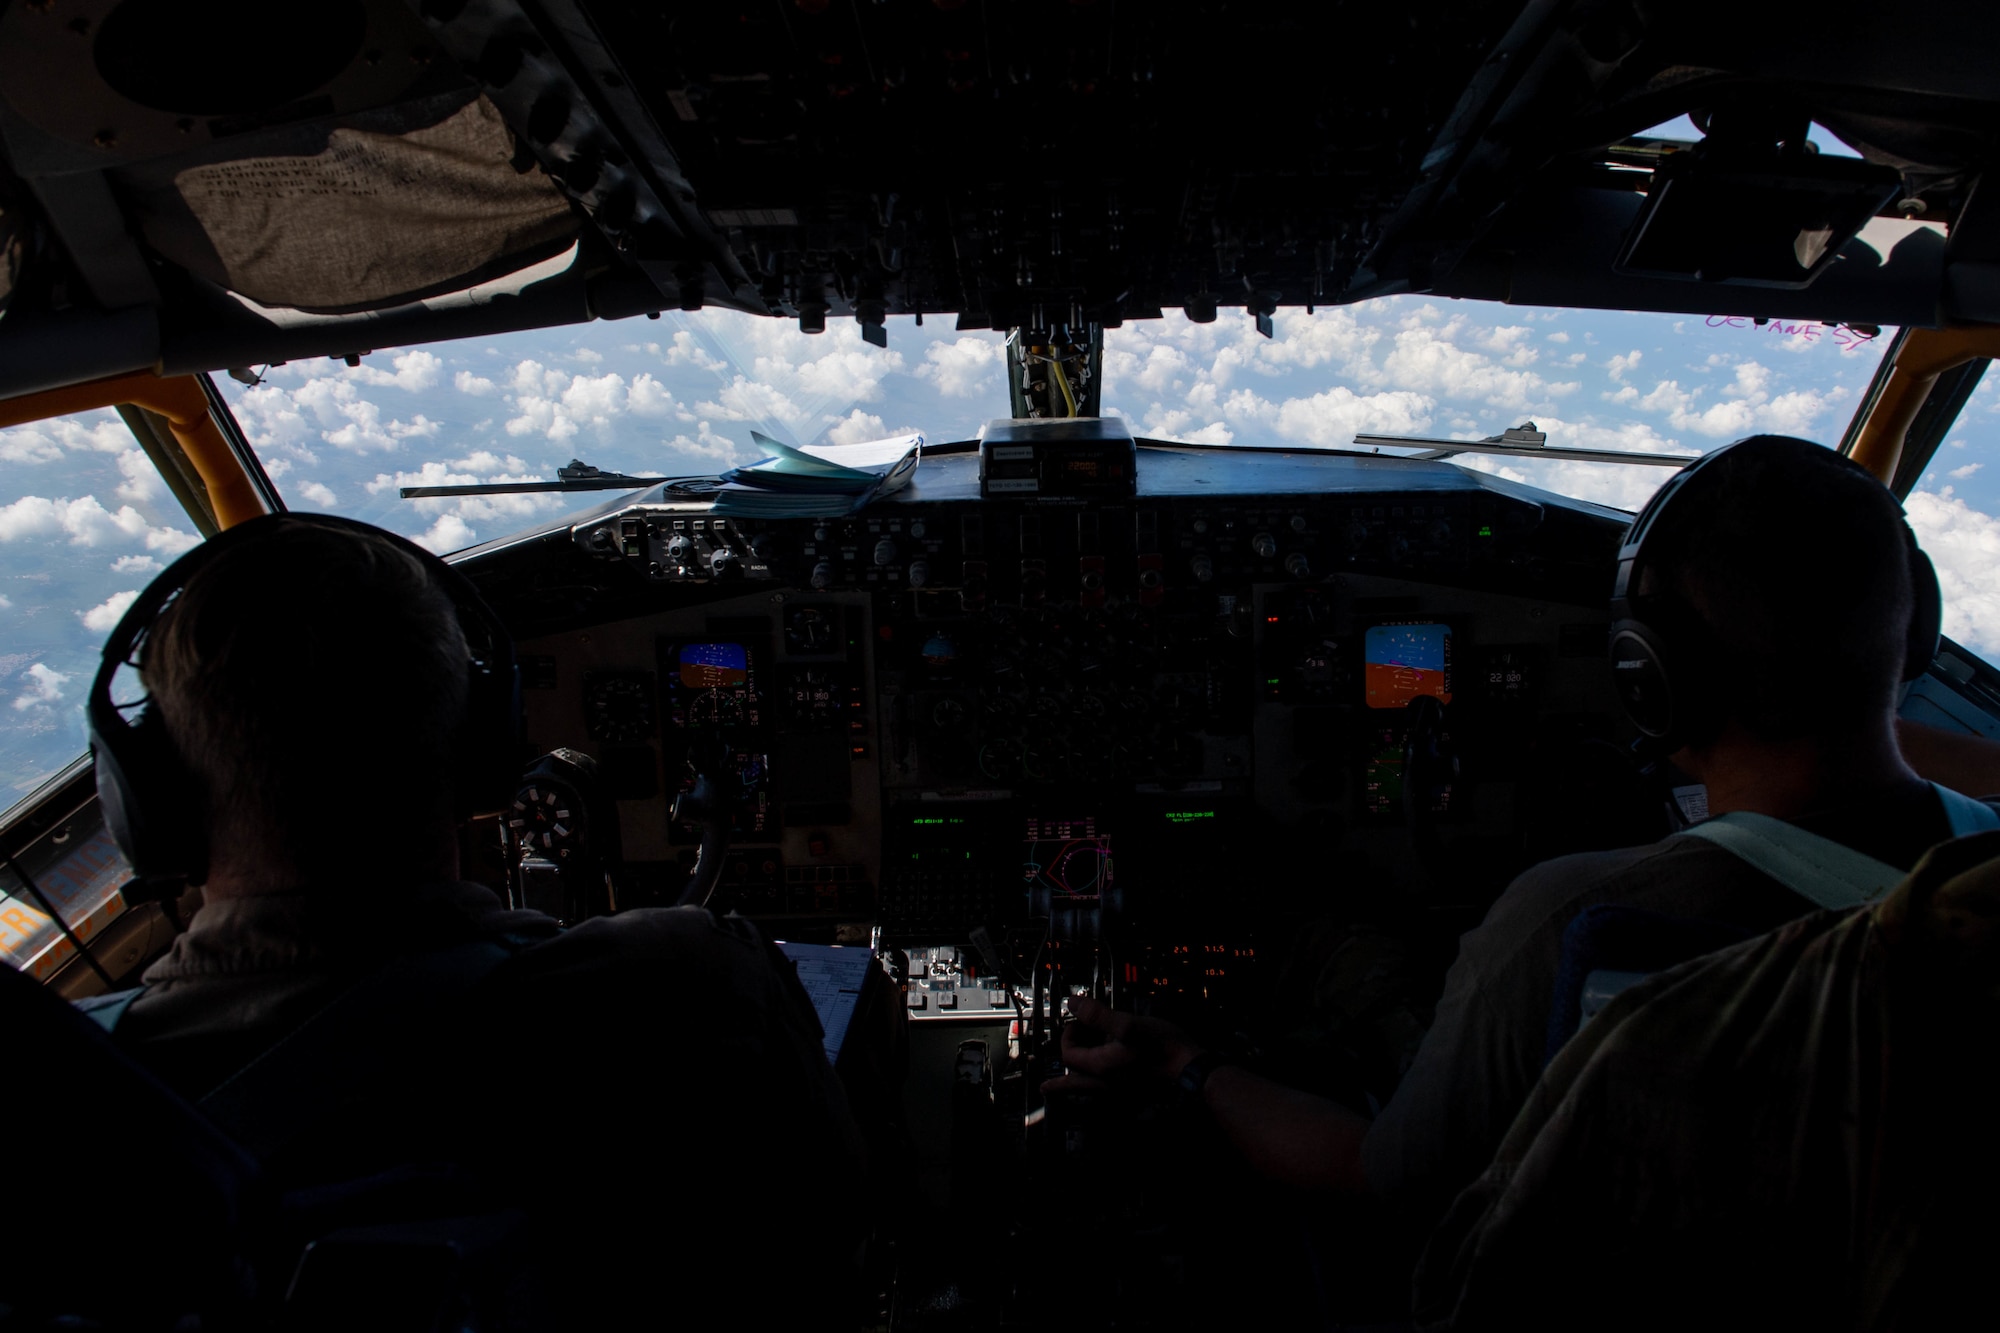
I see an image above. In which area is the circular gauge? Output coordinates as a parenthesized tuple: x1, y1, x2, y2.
(509, 782, 582, 860)
(977, 738, 1022, 781)
(585, 674, 656, 742)
(931, 697, 968, 731)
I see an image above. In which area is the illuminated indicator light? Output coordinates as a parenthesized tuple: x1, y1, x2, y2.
(1266, 677, 1281, 685)
(1477, 525, 1493, 537)
(1265, 615, 1280, 623)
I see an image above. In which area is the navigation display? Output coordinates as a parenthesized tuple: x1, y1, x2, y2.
(1023, 814, 1112, 903)
(1364, 623, 1454, 708)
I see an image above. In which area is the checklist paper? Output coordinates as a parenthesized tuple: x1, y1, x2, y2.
(778, 941, 874, 1064)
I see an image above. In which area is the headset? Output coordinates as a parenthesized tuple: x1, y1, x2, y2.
(88, 513, 521, 891)
(1607, 435, 1941, 751)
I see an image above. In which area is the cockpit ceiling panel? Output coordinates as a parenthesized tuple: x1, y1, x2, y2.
(3, 0, 2000, 391)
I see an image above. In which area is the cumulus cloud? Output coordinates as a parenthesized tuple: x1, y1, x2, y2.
(920, 337, 1005, 397)
(1950, 462, 1983, 480)
(0, 594, 11, 609)
(12, 663, 69, 711)
(79, 589, 139, 633)
(112, 554, 161, 575)
(0, 494, 197, 552)
(824, 409, 887, 445)
(415, 513, 478, 554)
(627, 373, 676, 416)
(0, 427, 64, 465)
(296, 480, 338, 507)
(1908, 486, 2000, 657)
(504, 365, 632, 441)
(348, 349, 442, 391)
(455, 370, 498, 396)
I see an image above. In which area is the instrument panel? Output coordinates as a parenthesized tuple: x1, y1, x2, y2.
(488, 443, 1634, 995)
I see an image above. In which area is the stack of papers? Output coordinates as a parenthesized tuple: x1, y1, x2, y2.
(710, 432, 922, 517)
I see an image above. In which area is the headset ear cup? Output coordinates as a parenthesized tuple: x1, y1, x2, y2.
(91, 706, 205, 888)
(1904, 545, 1942, 682)
(1609, 622, 1679, 750)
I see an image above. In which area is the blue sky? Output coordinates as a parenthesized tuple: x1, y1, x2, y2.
(6, 286, 2000, 811)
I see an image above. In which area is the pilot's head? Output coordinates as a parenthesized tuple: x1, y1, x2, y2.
(1626, 434, 1921, 753)
(142, 521, 471, 893)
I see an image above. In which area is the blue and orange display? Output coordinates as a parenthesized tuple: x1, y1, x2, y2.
(1364, 623, 1453, 708)
(679, 642, 749, 689)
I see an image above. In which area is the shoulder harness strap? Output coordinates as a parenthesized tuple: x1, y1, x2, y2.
(1682, 783, 1999, 912)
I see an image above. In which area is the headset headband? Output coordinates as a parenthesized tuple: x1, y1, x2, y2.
(89, 513, 521, 889)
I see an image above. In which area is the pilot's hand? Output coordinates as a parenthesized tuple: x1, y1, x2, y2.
(1041, 997, 1205, 1097)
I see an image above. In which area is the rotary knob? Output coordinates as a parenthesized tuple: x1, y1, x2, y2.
(908, 559, 931, 588)
(810, 560, 835, 590)
(1251, 532, 1278, 559)
(908, 519, 928, 539)
(873, 538, 899, 566)
(1289, 514, 1309, 534)
(664, 534, 692, 563)
(708, 548, 741, 578)
(1285, 552, 1311, 579)
(1190, 555, 1215, 583)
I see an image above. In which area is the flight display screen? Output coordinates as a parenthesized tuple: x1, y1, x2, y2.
(1364, 623, 1454, 708)
(662, 641, 761, 730)
(1023, 814, 1112, 903)
(679, 642, 750, 689)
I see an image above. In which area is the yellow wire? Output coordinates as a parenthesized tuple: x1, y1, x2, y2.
(1050, 356, 1078, 416)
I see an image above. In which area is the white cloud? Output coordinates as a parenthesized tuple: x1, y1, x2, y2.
(1546, 332, 1571, 344)
(297, 480, 338, 507)
(0, 493, 195, 549)
(12, 663, 70, 711)
(455, 370, 498, 396)
(415, 513, 477, 554)
(0, 428, 63, 465)
(920, 337, 1005, 398)
(112, 553, 161, 574)
(0, 594, 11, 609)
(662, 331, 729, 373)
(627, 373, 676, 416)
(824, 409, 887, 445)
(1267, 387, 1434, 448)
(1908, 486, 2000, 658)
(349, 349, 442, 391)
(1950, 462, 1984, 480)
(79, 589, 140, 633)
(1606, 350, 1643, 381)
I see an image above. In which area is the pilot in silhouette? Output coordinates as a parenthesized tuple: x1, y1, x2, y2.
(87, 515, 865, 1323)
(1053, 437, 1997, 1250)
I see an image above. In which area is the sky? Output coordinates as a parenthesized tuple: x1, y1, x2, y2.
(6, 286, 2000, 814)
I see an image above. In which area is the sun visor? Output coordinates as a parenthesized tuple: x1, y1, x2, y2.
(117, 94, 578, 315)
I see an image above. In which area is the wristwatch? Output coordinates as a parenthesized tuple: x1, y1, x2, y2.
(1175, 1051, 1236, 1099)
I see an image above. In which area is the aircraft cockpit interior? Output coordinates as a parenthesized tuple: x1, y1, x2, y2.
(9, 2, 2000, 1328)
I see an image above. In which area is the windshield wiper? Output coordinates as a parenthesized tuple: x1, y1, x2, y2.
(400, 459, 676, 499)
(1352, 423, 1698, 468)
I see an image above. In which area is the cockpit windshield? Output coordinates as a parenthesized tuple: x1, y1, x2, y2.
(209, 292, 1904, 538)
